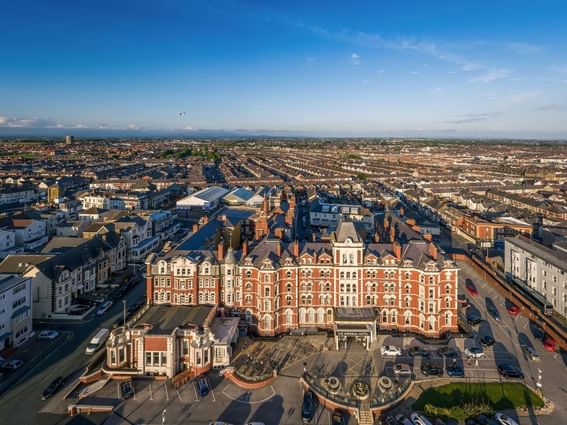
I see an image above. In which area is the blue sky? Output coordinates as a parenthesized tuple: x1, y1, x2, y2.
(1, 0, 567, 138)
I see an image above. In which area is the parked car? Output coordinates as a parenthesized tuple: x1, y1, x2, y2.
(437, 346, 458, 358)
(466, 310, 482, 325)
(408, 346, 430, 357)
(394, 414, 414, 425)
(420, 363, 443, 377)
(41, 376, 65, 400)
(196, 376, 209, 397)
(520, 344, 540, 361)
(495, 413, 520, 425)
(2, 359, 24, 371)
(487, 306, 500, 322)
(120, 380, 134, 400)
(301, 390, 316, 422)
(543, 336, 557, 352)
(410, 412, 433, 425)
(480, 335, 495, 347)
(38, 330, 59, 340)
(393, 363, 413, 377)
(331, 410, 344, 425)
(506, 304, 520, 317)
(95, 300, 113, 316)
(497, 364, 524, 379)
(464, 346, 485, 358)
(446, 364, 465, 377)
(380, 345, 402, 356)
(465, 282, 479, 297)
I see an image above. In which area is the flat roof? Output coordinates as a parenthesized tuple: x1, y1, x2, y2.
(137, 305, 213, 334)
(210, 317, 240, 344)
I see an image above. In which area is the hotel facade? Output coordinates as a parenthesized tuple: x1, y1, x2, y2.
(145, 221, 460, 341)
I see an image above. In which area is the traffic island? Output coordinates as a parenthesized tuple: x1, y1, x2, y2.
(412, 382, 549, 422)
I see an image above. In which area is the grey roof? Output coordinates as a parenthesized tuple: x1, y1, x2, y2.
(334, 221, 363, 243)
(506, 235, 567, 272)
(41, 237, 89, 254)
(193, 186, 230, 202)
(0, 255, 53, 275)
(138, 305, 213, 333)
(223, 188, 254, 203)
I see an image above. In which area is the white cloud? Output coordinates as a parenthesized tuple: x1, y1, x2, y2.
(461, 62, 481, 71)
(183, 126, 194, 131)
(351, 53, 360, 66)
(469, 68, 510, 83)
(0, 115, 61, 128)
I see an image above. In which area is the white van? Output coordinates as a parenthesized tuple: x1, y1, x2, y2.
(85, 328, 110, 355)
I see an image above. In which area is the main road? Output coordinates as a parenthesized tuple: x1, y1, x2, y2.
(0, 277, 146, 425)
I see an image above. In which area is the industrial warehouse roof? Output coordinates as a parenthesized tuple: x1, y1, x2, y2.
(177, 186, 229, 205)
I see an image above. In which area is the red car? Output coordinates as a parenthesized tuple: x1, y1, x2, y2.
(543, 337, 557, 352)
(507, 304, 520, 317)
(465, 282, 479, 297)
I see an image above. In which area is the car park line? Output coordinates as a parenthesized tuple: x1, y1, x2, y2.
(207, 379, 215, 402)
(176, 388, 183, 402)
(164, 382, 169, 401)
(192, 381, 199, 401)
(149, 382, 153, 400)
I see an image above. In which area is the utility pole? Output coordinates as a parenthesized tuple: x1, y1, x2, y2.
(122, 299, 127, 327)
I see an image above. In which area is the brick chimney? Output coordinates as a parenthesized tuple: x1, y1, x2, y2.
(312, 232, 317, 242)
(217, 242, 225, 261)
(293, 240, 299, 257)
(406, 218, 416, 226)
(374, 232, 380, 243)
(242, 240, 248, 257)
(399, 206, 405, 217)
(423, 233, 432, 242)
(429, 242, 438, 260)
(276, 242, 281, 257)
(192, 223, 199, 233)
(393, 241, 402, 260)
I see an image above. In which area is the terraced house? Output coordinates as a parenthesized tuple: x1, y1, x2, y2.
(146, 220, 459, 342)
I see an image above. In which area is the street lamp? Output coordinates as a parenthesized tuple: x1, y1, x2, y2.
(122, 299, 127, 328)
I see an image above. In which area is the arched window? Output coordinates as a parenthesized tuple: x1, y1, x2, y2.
(343, 254, 348, 264)
(308, 309, 315, 323)
(382, 310, 388, 322)
(327, 309, 333, 322)
(246, 270, 252, 278)
(286, 283, 292, 292)
(349, 254, 354, 264)
(405, 272, 411, 280)
(286, 270, 292, 278)
(286, 295, 292, 306)
(264, 315, 271, 329)
(445, 297, 451, 308)
(286, 310, 293, 325)
(445, 312, 451, 325)
(391, 311, 397, 323)
(299, 308, 306, 323)
(317, 309, 325, 323)
(445, 285, 451, 294)
(366, 295, 372, 305)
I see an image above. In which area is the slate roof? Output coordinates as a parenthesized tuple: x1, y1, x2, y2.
(506, 235, 567, 272)
(138, 305, 213, 333)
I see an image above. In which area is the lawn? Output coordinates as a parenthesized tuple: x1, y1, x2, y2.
(413, 382, 544, 421)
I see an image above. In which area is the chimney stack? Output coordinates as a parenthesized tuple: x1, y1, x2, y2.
(293, 240, 299, 257)
(429, 242, 438, 260)
(242, 240, 248, 257)
(276, 241, 281, 257)
(393, 241, 402, 260)
(217, 242, 225, 261)
(374, 232, 381, 243)
(192, 223, 199, 233)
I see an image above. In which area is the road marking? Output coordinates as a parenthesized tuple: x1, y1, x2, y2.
(193, 382, 199, 401)
(176, 388, 183, 402)
(164, 382, 169, 401)
(149, 382, 153, 400)
(133, 383, 137, 401)
(208, 379, 215, 402)
(116, 382, 121, 399)
(221, 385, 276, 404)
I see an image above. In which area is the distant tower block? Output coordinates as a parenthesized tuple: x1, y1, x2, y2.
(65, 135, 74, 145)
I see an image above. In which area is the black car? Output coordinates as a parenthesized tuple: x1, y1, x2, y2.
(437, 346, 458, 358)
(120, 380, 134, 400)
(446, 365, 465, 377)
(466, 311, 482, 325)
(480, 335, 495, 347)
(41, 376, 65, 400)
(497, 364, 524, 379)
(421, 363, 443, 376)
(408, 346, 431, 357)
(301, 390, 316, 422)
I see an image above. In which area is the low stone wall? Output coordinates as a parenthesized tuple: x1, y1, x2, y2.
(224, 370, 276, 390)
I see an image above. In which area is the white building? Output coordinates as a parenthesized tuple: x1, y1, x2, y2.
(0, 274, 33, 350)
(505, 235, 567, 319)
(176, 186, 229, 215)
